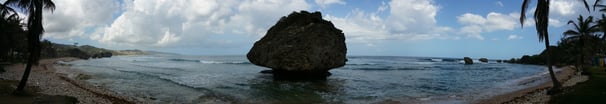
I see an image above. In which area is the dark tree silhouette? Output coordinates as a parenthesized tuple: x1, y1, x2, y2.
(4, 0, 55, 93)
(520, 0, 562, 94)
(520, 0, 596, 94)
(563, 15, 599, 71)
(598, 14, 606, 39)
(0, 3, 25, 62)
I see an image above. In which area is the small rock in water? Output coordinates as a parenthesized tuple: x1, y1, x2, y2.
(259, 70, 273, 74)
(463, 57, 473, 65)
(479, 58, 488, 63)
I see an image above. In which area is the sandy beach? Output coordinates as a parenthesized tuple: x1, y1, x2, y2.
(476, 66, 589, 104)
(0, 58, 149, 104)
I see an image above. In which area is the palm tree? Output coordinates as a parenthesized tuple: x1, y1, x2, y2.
(521, 0, 596, 94)
(4, 0, 55, 93)
(563, 15, 599, 73)
(520, 0, 562, 94)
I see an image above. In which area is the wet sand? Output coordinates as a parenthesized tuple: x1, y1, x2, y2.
(0, 58, 149, 104)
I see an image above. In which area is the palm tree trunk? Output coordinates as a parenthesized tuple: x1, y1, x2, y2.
(544, 34, 562, 92)
(15, 1, 44, 93)
(15, 48, 36, 92)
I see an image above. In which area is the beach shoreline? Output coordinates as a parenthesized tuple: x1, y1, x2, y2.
(0, 57, 148, 104)
(476, 66, 588, 104)
(2, 57, 591, 103)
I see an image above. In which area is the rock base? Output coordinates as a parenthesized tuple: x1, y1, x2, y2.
(260, 70, 332, 80)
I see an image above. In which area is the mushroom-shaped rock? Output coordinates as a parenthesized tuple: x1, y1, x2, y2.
(247, 11, 347, 80)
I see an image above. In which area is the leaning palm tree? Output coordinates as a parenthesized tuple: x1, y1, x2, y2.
(563, 15, 599, 73)
(4, 0, 55, 93)
(521, 0, 596, 94)
(520, 0, 562, 94)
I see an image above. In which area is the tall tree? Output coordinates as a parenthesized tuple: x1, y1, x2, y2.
(563, 15, 599, 72)
(4, 0, 55, 93)
(521, 0, 596, 94)
(520, 0, 562, 94)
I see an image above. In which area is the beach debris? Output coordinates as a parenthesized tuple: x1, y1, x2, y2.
(247, 11, 347, 80)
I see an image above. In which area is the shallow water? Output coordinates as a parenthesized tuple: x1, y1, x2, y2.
(69, 54, 549, 103)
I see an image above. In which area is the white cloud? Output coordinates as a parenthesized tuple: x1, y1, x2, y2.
(387, 0, 439, 33)
(95, 0, 309, 47)
(516, 0, 588, 28)
(325, 9, 390, 43)
(549, 18, 565, 27)
(551, 0, 580, 17)
(324, 0, 454, 45)
(458, 13, 486, 25)
(496, 1, 504, 7)
(457, 12, 518, 40)
(41, 0, 589, 49)
(315, 0, 346, 8)
(507, 34, 523, 40)
(377, 1, 389, 12)
(42, 0, 120, 39)
(459, 25, 484, 40)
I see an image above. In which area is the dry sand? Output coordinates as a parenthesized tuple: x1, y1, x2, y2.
(0, 58, 150, 104)
(476, 66, 588, 104)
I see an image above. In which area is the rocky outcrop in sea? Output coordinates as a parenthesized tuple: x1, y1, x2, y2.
(247, 11, 347, 80)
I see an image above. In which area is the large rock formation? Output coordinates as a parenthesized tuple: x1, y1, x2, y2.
(463, 57, 473, 65)
(91, 52, 113, 59)
(247, 11, 347, 80)
(68, 48, 90, 59)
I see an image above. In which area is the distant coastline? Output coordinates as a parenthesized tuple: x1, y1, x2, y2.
(39, 41, 146, 59)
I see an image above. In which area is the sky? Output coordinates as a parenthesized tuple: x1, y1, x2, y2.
(2, 0, 603, 59)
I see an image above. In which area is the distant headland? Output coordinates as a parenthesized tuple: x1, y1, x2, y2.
(39, 41, 146, 60)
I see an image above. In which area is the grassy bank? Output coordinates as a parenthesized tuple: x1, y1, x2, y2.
(550, 67, 606, 103)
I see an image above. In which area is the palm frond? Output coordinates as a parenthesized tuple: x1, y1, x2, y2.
(583, 0, 591, 12)
(563, 30, 580, 36)
(568, 16, 582, 32)
(595, 0, 603, 11)
(520, 0, 531, 28)
(42, 0, 55, 11)
(533, 0, 550, 42)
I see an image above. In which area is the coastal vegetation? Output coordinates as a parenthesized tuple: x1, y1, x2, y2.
(520, 0, 566, 93)
(1, 0, 143, 96)
(550, 67, 606, 103)
(3, 0, 56, 94)
(510, 0, 606, 94)
(514, 1, 606, 69)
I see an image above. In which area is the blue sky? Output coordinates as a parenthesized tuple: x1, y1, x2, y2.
(5, 0, 601, 59)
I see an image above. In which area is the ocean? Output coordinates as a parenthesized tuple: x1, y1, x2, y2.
(66, 54, 553, 103)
